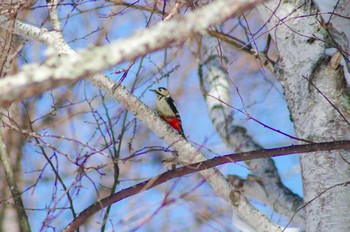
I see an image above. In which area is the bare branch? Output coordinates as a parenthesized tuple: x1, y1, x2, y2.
(0, 125, 31, 232)
(47, 0, 62, 32)
(0, 0, 267, 107)
(63, 139, 350, 231)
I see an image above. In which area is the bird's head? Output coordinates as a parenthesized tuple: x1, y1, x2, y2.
(150, 87, 170, 97)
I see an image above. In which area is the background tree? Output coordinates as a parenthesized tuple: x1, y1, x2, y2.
(0, 0, 349, 231)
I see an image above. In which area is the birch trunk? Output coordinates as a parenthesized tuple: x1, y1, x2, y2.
(257, 0, 350, 231)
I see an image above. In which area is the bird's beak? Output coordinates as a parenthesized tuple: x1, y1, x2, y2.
(149, 89, 157, 93)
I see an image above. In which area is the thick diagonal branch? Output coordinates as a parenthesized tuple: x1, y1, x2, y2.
(0, 0, 266, 107)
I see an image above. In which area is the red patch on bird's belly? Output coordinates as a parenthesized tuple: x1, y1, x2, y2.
(160, 116, 182, 132)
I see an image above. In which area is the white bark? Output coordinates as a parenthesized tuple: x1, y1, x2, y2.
(257, 0, 350, 231)
(0, 0, 266, 107)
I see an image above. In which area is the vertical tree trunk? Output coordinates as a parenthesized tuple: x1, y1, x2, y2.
(258, 0, 350, 231)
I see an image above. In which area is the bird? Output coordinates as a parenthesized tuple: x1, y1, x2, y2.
(150, 87, 186, 140)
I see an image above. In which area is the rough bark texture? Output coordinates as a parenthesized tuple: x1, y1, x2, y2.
(258, 0, 350, 231)
(299, 59, 350, 231)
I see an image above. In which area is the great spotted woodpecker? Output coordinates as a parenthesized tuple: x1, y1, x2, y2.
(150, 87, 186, 140)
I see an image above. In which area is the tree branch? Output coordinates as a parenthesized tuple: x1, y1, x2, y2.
(63, 140, 350, 231)
(202, 39, 305, 226)
(0, 128, 31, 232)
(0, 0, 267, 107)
